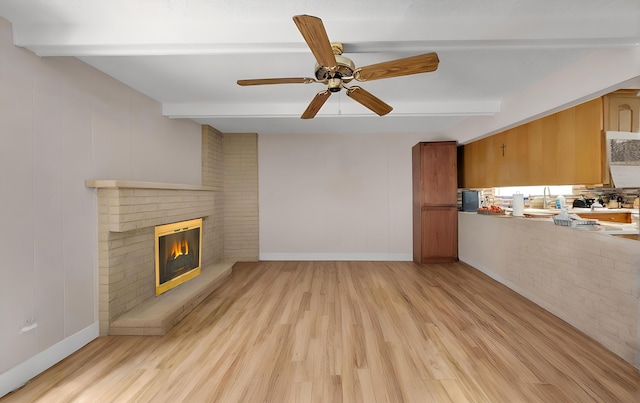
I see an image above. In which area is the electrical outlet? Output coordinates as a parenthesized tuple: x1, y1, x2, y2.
(20, 317, 38, 333)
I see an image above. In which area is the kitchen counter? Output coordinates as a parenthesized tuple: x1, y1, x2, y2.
(458, 211, 640, 369)
(613, 233, 640, 240)
(521, 207, 636, 216)
(515, 207, 636, 213)
(483, 207, 640, 237)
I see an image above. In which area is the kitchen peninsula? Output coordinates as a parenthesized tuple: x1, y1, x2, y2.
(455, 87, 640, 369)
(458, 211, 640, 370)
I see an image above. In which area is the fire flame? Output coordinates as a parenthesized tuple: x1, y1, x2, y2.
(170, 239, 189, 260)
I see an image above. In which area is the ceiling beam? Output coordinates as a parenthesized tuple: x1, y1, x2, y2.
(163, 100, 501, 119)
(11, 15, 640, 57)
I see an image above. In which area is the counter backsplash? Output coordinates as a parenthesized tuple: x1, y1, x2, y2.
(457, 186, 639, 210)
(575, 185, 639, 208)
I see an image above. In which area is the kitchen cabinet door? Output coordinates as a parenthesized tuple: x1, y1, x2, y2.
(573, 98, 604, 184)
(417, 141, 458, 205)
(419, 207, 458, 263)
(460, 137, 490, 188)
(459, 140, 481, 188)
(555, 103, 578, 185)
(535, 113, 558, 185)
(484, 131, 509, 186)
(605, 92, 640, 132)
(460, 129, 521, 187)
(557, 98, 603, 185)
(506, 125, 530, 186)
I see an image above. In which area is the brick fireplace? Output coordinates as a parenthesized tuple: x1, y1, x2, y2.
(86, 180, 223, 335)
(85, 128, 260, 336)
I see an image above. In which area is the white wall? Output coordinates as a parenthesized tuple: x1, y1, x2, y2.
(0, 17, 201, 394)
(259, 132, 443, 260)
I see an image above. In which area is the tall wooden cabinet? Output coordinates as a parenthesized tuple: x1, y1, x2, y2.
(412, 141, 458, 263)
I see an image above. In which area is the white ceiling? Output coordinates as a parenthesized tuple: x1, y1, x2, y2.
(1, 0, 639, 143)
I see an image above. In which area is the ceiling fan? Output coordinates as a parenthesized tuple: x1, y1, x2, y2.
(237, 15, 439, 119)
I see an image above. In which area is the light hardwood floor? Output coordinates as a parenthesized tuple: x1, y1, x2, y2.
(3, 261, 639, 402)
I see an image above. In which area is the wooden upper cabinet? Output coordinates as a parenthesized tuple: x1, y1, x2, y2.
(484, 131, 508, 186)
(523, 116, 546, 185)
(416, 141, 458, 205)
(459, 127, 528, 187)
(506, 125, 530, 186)
(573, 98, 604, 184)
(536, 113, 559, 184)
(459, 140, 477, 188)
(556, 98, 604, 185)
(459, 97, 604, 188)
(604, 90, 640, 132)
(555, 102, 578, 185)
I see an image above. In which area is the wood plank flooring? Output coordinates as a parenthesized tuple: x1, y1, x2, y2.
(3, 261, 639, 402)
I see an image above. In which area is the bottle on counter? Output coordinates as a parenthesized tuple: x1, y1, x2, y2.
(512, 193, 524, 216)
(555, 195, 566, 209)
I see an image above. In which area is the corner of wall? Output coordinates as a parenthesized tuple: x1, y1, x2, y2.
(223, 132, 259, 261)
(201, 127, 259, 262)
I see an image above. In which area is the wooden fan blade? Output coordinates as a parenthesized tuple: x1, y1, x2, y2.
(353, 52, 439, 82)
(345, 86, 393, 116)
(301, 90, 331, 119)
(237, 77, 316, 86)
(293, 15, 337, 69)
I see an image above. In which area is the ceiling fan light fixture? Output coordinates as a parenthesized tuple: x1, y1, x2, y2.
(238, 15, 439, 119)
(314, 54, 355, 81)
(327, 77, 342, 92)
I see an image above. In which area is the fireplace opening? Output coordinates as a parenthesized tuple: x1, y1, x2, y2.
(155, 218, 202, 295)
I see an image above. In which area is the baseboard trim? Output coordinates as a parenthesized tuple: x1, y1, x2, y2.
(458, 256, 509, 286)
(259, 253, 413, 261)
(0, 322, 99, 398)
